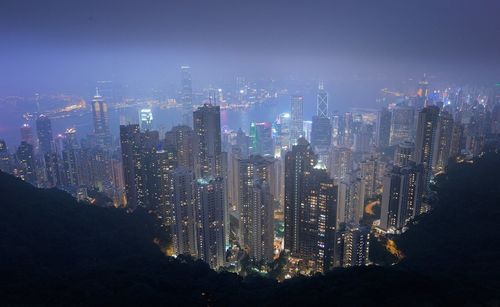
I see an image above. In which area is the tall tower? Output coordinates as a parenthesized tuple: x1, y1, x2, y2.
(171, 167, 196, 257)
(380, 162, 424, 232)
(181, 66, 193, 126)
(20, 124, 35, 147)
(414, 106, 440, 188)
(164, 125, 195, 171)
(432, 111, 454, 173)
(376, 107, 391, 148)
(194, 177, 226, 269)
(36, 115, 54, 154)
(284, 138, 316, 255)
(0, 139, 12, 173)
(290, 95, 304, 145)
(193, 104, 222, 179)
(317, 81, 328, 118)
(15, 141, 37, 185)
(61, 128, 79, 189)
(119, 124, 142, 209)
(394, 141, 415, 167)
(91, 88, 111, 148)
(389, 106, 415, 146)
(237, 155, 274, 259)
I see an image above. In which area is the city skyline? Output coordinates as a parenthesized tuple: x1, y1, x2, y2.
(1, 1, 500, 305)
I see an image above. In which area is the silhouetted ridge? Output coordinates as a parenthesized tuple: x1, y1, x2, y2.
(1, 151, 500, 307)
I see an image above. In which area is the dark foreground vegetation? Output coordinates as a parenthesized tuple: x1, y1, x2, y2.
(1, 152, 500, 306)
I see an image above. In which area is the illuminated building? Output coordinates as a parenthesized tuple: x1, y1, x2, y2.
(165, 125, 195, 171)
(376, 107, 391, 148)
(20, 124, 35, 147)
(338, 112, 353, 147)
(316, 81, 329, 118)
(43, 152, 60, 188)
(394, 141, 415, 167)
(311, 116, 332, 150)
(415, 105, 440, 188)
(337, 175, 364, 225)
(303, 120, 312, 143)
(237, 155, 275, 260)
(285, 148, 338, 272)
(193, 104, 223, 179)
(61, 128, 80, 189)
(235, 128, 251, 159)
(119, 125, 162, 210)
(416, 75, 430, 109)
(156, 147, 177, 226)
(248, 180, 274, 261)
(432, 111, 454, 173)
(335, 225, 370, 268)
(171, 167, 196, 257)
(181, 65, 193, 126)
(389, 106, 414, 146)
(380, 162, 424, 232)
(353, 124, 372, 153)
(139, 108, 154, 131)
(250, 122, 273, 156)
(359, 155, 384, 201)
(36, 115, 54, 154)
(194, 177, 226, 269)
(91, 88, 112, 148)
(290, 95, 304, 145)
(0, 139, 11, 172)
(284, 138, 316, 255)
(328, 146, 352, 182)
(274, 112, 291, 153)
(15, 141, 37, 185)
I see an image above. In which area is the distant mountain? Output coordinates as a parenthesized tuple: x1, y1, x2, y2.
(1, 153, 500, 306)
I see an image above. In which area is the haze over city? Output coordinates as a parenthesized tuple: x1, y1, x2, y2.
(1, 1, 500, 306)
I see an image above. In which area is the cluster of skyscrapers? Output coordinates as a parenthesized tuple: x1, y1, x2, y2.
(1, 72, 499, 275)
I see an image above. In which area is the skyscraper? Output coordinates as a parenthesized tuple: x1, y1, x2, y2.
(432, 111, 454, 173)
(171, 167, 196, 257)
(193, 104, 222, 179)
(194, 177, 226, 269)
(379, 162, 424, 232)
(156, 147, 178, 226)
(91, 88, 111, 148)
(15, 141, 37, 185)
(310, 116, 332, 150)
(250, 122, 273, 156)
(376, 107, 391, 148)
(300, 161, 337, 272)
(290, 95, 304, 145)
(120, 124, 142, 208)
(36, 115, 54, 154)
(414, 105, 440, 188)
(284, 138, 316, 255)
(247, 180, 274, 261)
(181, 66, 193, 126)
(336, 225, 370, 268)
(317, 81, 328, 118)
(337, 175, 364, 225)
(20, 124, 35, 147)
(139, 108, 154, 131)
(0, 140, 11, 173)
(389, 106, 414, 145)
(165, 125, 195, 171)
(61, 128, 79, 189)
(394, 141, 415, 167)
(329, 146, 352, 182)
(237, 155, 275, 260)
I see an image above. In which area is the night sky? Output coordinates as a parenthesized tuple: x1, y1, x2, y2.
(1, 0, 499, 93)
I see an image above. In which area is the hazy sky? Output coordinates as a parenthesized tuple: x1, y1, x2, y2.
(1, 0, 499, 94)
